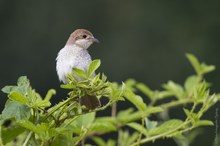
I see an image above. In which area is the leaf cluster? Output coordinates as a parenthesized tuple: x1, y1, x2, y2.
(0, 54, 219, 146)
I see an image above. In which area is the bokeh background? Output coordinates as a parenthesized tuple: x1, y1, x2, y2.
(1, 1, 220, 146)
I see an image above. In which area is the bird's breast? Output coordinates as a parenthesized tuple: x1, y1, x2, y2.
(56, 46, 92, 82)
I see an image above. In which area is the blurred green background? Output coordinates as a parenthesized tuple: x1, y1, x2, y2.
(1, 1, 220, 146)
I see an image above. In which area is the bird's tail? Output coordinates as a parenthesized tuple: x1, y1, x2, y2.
(80, 95, 101, 110)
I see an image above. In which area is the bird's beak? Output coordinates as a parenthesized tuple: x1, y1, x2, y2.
(89, 37, 99, 43)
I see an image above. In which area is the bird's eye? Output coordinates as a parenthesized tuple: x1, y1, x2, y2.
(82, 35, 87, 38)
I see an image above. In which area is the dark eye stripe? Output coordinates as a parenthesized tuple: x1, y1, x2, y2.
(75, 35, 87, 40)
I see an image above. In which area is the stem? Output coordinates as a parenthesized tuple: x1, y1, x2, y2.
(62, 100, 114, 128)
(93, 100, 113, 112)
(111, 102, 117, 117)
(160, 98, 194, 109)
(0, 123, 3, 146)
(63, 116, 79, 128)
(130, 120, 192, 146)
(42, 97, 73, 121)
(22, 131, 33, 146)
(136, 118, 145, 146)
(81, 139, 85, 146)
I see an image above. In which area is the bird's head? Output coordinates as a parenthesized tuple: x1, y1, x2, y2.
(66, 29, 99, 49)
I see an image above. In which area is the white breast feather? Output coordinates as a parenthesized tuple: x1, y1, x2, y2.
(56, 45, 92, 83)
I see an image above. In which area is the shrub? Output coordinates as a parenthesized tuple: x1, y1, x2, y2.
(0, 54, 219, 146)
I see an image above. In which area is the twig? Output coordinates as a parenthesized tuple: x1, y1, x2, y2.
(111, 102, 117, 117)
(130, 120, 192, 146)
(42, 97, 73, 121)
(22, 131, 33, 146)
(160, 98, 194, 109)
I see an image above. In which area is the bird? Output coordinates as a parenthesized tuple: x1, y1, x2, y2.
(56, 29, 101, 110)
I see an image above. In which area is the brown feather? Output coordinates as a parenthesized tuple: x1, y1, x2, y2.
(80, 95, 101, 110)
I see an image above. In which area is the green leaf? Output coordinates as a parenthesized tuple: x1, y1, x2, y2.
(19, 120, 53, 139)
(66, 73, 77, 83)
(186, 53, 215, 76)
(90, 122, 116, 132)
(60, 84, 76, 89)
(184, 108, 200, 123)
(51, 135, 72, 146)
(108, 83, 125, 101)
(1, 86, 16, 94)
(117, 107, 162, 123)
(72, 112, 95, 128)
(2, 100, 31, 121)
(73, 68, 87, 79)
(200, 63, 215, 74)
(153, 90, 174, 100)
(91, 73, 101, 83)
(162, 81, 184, 99)
(117, 108, 135, 119)
(117, 108, 141, 123)
(124, 79, 136, 91)
(124, 90, 147, 114)
(17, 76, 29, 86)
(144, 106, 163, 115)
(186, 53, 202, 75)
(1, 76, 30, 95)
(127, 122, 148, 137)
(148, 119, 183, 136)
(184, 75, 201, 94)
(106, 139, 116, 146)
(183, 108, 191, 117)
(136, 83, 154, 100)
(195, 120, 214, 127)
(92, 137, 106, 146)
(118, 130, 139, 146)
(18, 120, 42, 134)
(145, 118, 158, 130)
(127, 132, 139, 145)
(35, 100, 51, 108)
(192, 82, 209, 103)
(16, 76, 30, 95)
(125, 79, 136, 87)
(1, 85, 28, 96)
(77, 81, 90, 89)
(101, 73, 107, 82)
(8, 92, 28, 104)
(1, 125, 25, 145)
(95, 117, 116, 123)
(88, 59, 101, 77)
